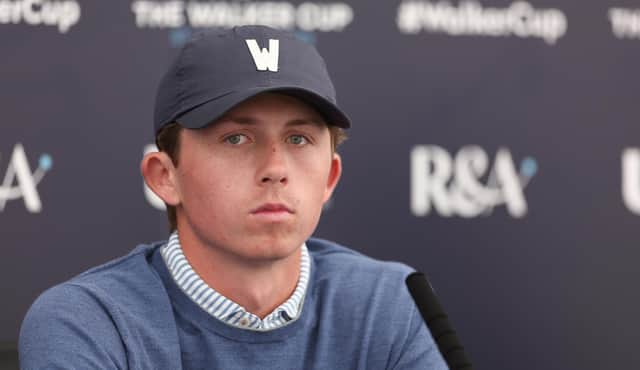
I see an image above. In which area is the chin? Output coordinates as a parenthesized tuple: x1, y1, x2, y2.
(244, 235, 305, 261)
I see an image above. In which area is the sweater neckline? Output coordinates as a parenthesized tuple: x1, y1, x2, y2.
(160, 232, 311, 331)
(150, 245, 316, 343)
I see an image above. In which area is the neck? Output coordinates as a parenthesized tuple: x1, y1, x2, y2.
(176, 230, 301, 319)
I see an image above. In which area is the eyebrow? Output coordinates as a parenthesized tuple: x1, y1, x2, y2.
(218, 116, 326, 128)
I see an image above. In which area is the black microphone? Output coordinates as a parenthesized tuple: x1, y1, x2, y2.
(406, 272, 473, 370)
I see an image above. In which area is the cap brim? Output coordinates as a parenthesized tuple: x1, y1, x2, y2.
(175, 86, 351, 130)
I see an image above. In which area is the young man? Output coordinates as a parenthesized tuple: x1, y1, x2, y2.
(19, 26, 448, 369)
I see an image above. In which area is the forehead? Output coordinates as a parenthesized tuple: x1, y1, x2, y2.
(210, 92, 327, 128)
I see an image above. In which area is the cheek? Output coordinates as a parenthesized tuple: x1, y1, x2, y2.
(296, 157, 332, 198)
(179, 162, 238, 211)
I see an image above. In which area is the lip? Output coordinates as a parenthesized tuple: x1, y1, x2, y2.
(250, 203, 294, 214)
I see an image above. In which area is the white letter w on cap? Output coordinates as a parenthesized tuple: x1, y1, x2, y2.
(246, 39, 279, 72)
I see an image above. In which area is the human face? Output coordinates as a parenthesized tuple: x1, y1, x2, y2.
(173, 93, 341, 262)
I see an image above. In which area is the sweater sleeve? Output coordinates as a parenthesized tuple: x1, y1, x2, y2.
(19, 283, 128, 370)
(391, 292, 450, 370)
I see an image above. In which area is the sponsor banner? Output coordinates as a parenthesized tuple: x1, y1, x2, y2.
(397, 0, 567, 45)
(410, 145, 537, 218)
(0, 0, 81, 33)
(130, 1, 353, 32)
(0, 144, 52, 213)
(609, 8, 640, 39)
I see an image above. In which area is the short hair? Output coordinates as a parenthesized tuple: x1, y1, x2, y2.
(155, 120, 346, 232)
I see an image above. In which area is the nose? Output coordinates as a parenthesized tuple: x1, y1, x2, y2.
(258, 145, 288, 186)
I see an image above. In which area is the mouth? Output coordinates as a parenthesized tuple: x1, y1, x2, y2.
(250, 203, 294, 214)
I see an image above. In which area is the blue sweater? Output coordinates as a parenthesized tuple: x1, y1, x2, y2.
(19, 238, 448, 369)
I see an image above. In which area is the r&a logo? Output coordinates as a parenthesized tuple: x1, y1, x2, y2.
(622, 148, 640, 214)
(0, 144, 53, 213)
(411, 145, 537, 218)
(143, 144, 166, 210)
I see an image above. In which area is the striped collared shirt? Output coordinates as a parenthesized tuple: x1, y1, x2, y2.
(160, 232, 310, 331)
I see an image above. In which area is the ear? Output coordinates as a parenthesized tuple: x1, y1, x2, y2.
(323, 153, 342, 203)
(141, 152, 181, 206)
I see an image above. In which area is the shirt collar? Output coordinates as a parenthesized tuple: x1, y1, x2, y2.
(160, 231, 310, 331)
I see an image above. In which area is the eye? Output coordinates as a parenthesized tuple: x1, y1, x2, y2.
(287, 134, 309, 146)
(224, 134, 249, 145)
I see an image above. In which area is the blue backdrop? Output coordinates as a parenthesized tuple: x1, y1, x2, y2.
(2, 1, 640, 369)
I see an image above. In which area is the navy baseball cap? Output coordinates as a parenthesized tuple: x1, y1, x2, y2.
(153, 25, 351, 135)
